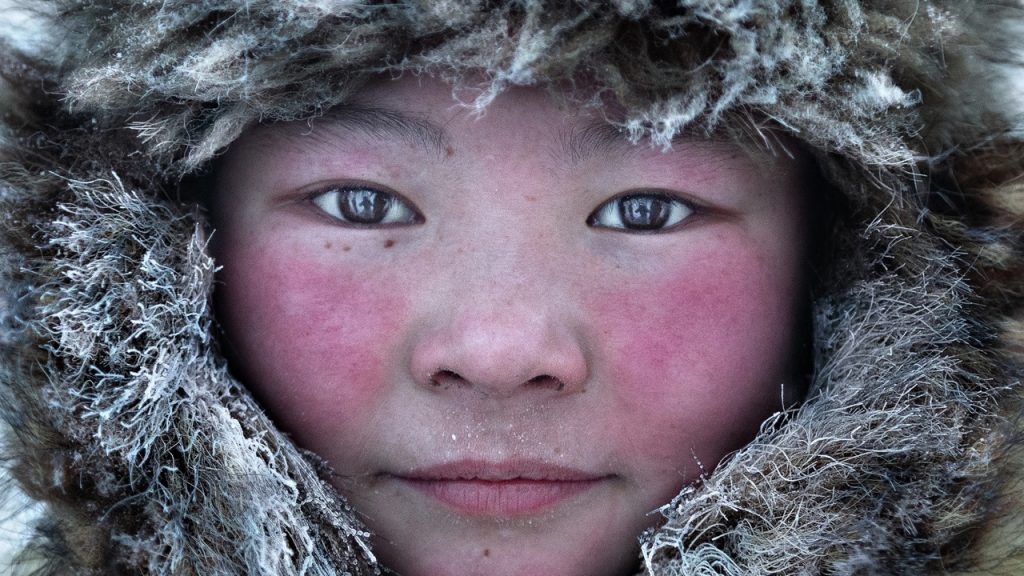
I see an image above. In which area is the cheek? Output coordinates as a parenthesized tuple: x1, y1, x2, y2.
(587, 241, 800, 468)
(215, 236, 405, 450)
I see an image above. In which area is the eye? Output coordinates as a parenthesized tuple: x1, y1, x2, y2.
(588, 192, 694, 232)
(311, 185, 421, 226)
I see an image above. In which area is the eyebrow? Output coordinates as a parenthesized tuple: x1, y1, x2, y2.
(557, 121, 634, 165)
(556, 118, 743, 166)
(270, 105, 453, 159)
(265, 104, 739, 165)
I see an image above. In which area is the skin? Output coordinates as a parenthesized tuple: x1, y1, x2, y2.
(211, 75, 808, 576)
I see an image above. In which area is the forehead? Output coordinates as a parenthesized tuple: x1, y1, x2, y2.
(240, 75, 761, 171)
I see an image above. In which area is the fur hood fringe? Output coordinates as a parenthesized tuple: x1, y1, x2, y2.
(2, 1, 1024, 574)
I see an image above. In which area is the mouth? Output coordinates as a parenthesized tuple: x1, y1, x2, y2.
(393, 459, 609, 517)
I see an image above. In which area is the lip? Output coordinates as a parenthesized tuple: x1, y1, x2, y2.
(394, 459, 608, 517)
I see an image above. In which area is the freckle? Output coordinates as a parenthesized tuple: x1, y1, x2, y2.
(323, 241, 332, 249)
(446, 146, 455, 157)
(483, 549, 490, 558)
(384, 239, 395, 248)
(342, 245, 351, 251)
(525, 195, 537, 202)
(554, 446, 562, 454)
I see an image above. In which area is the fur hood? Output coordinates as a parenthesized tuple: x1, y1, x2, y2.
(2, 1, 1024, 574)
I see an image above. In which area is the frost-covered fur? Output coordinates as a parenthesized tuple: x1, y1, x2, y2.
(1, 1, 1024, 574)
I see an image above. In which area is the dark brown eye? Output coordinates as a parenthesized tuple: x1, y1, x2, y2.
(588, 192, 693, 232)
(339, 188, 389, 223)
(312, 186, 420, 226)
(618, 195, 671, 230)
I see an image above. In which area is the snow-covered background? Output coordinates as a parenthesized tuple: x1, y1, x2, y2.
(1, 1, 47, 567)
(1, 1, 44, 51)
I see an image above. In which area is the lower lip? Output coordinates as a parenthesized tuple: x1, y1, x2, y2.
(401, 478, 600, 516)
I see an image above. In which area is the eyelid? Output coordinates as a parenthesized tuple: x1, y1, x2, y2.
(302, 182, 424, 227)
(587, 190, 700, 233)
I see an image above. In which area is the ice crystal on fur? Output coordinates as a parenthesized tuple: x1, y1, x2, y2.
(2, 175, 378, 574)
(51, 0, 948, 171)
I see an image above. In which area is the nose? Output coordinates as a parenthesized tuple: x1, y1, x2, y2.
(409, 299, 589, 398)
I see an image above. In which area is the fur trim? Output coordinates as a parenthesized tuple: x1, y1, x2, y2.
(36, 0, 954, 171)
(1, 1, 1023, 574)
(2, 174, 378, 574)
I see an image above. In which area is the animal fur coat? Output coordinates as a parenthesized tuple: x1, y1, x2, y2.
(2, 1, 1024, 574)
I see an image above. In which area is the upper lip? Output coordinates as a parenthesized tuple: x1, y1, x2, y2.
(399, 459, 604, 482)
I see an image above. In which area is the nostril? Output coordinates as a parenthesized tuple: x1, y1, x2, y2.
(526, 375, 565, 392)
(429, 370, 466, 390)
(427, 371, 568, 392)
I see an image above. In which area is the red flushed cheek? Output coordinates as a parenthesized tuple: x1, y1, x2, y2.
(585, 246, 799, 466)
(216, 238, 405, 451)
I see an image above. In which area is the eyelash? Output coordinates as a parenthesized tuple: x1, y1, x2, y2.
(587, 192, 696, 232)
(309, 185, 422, 226)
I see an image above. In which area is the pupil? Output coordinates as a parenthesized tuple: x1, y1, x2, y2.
(619, 195, 669, 230)
(340, 189, 389, 223)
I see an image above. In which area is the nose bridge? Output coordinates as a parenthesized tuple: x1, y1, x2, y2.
(464, 229, 550, 305)
(410, 226, 587, 396)
(451, 205, 565, 317)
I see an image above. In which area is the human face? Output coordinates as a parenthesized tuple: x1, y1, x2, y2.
(211, 76, 807, 576)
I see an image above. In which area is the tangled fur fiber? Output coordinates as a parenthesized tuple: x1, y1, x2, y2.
(3, 174, 378, 574)
(1, 1, 1024, 574)
(45, 0, 1003, 171)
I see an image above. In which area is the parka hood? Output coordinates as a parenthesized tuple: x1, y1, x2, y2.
(2, 1, 1024, 574)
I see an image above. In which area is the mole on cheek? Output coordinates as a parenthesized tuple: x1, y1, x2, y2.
(323, 241, 332, 250)
(384, 239, 395, 248)
(343, 245, 351, 252)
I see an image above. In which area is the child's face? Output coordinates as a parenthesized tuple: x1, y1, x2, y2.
(212, 76, 807, 576)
